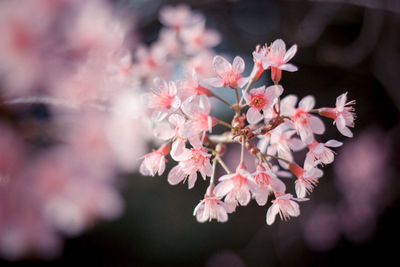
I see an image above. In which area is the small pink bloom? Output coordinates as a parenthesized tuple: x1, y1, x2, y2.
(168, 137, 212, 189)
(179, 69, 211, 101)
(250, 44, 268, 82)
(205, 55, 249, 89)
(266, 193, 307, 225)
(135, 44, 169, 80)
(181, 95, 217, 135)
(142, 78, 181, 121)
(193, 185, 228, 223)
(319, 92, 356, 138)
(255, 39, 298, 83)
(289, 163, 323, 198)
(305, 139, 343, 168)
(252, 164, 286, 206)
(139, 143, 170, 176)
(243, 85, 283, 124)
(214, 164, 256, 206)
(184, 51, 215, 79)
(159, 4, 204, 31)
(267, 126, 305, 168)
(281, 95, 325, 144)
(180, 21, 220, 54)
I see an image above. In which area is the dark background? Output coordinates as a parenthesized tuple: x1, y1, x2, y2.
(2, 0, 400, 266)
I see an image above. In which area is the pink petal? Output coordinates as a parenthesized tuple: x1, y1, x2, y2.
(237, 187, 251, 206)
(246, 108, 263, 124)
(214, 180, 234, 198)
(279, 63, 298, 72)
(299, 95, 315, 112)
(213, 55, 231, 76)
(168, 113, 185, 127)
(151, 109, 168, 122)
(280, 94, 298, 116)
(309, 115, 325, 134)
(203, 77, 224, 88)
(254, 187, 269, 206)
(232, 56, 245, 74)
(216, 205, 228, 222)
(171, 139, 191, 161)
(336, 92, 348, 111)
(325, 140, 343, 147)
(283, 44, 298, 63)
(153, 124, 175, 140)
(270, 176, 286, 193)
(168, 165, 185, 185)
(266, 203, 279, 225)
(188, 172, 198, 189)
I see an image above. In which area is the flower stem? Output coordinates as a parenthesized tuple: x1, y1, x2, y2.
(217, 120, 234, 130)
(211, 93, 232, 109)
(263, 153, 291, 164)
(240, 135, 245, 164)
(216, 156, 231, 174)
(210, 158, 218, 185)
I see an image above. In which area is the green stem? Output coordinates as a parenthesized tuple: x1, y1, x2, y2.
(217, 120, 234, 130)
(211, 93, 232, 109)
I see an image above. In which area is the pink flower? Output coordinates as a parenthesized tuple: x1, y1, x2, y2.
(289, 163, 323, 198)
(250, 44, 268, 82)
(266, 193, 306, 225)
(180, 21, 220, 54)
(243, 85, 283, 124)
(193, 185, 228, 223)
(280, 95, 325, 144)
(252, 164, 286, 206)
(135, 44, 169, 80)
(179, 69, 211, 101)
(184, 51, 215, 79)
(168, 137, 212, 189)
(139, 143, 170, 176)
(267, 125, 305, 168)
(319, 92, 356, 137)
(159, 4, 203, 31)
(142, 78, 181, 121)
(305, 139, 343, 168)
(254, 39, 298, 83)
(205, 56, 249, 89)
(181, 95, 217, 135)
(214, 164, 256, 206)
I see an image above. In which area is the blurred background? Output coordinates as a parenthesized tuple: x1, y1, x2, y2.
(1, 0, 400, 266)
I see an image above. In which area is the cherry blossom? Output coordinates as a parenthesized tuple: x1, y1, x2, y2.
(142, 78, 181, 121)
(214, 164, 256, 206)
(180, 21, 221, 54)
(159, 4, 204, 31)
(139, 143, 170, 176)
(168, 137, 212, 189)
(319, 92, 356, 137)
(254, 39, 298, 83)
(243, 85, 283, 124)
(205, 56, 249, 89)
(289, 163, 323, 198)
(181, 95, 217, 136)
(266, 193, 307, 225)
(193, 185, 228, 223)
(252, 164, 286, 206)
(305, 139, 343, 168)
(281, 95, 325, 144)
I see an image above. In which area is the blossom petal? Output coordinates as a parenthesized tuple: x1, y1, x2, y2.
(246, 108, 263, 124)
(213, 55, 232, 76)
(299, 95, 315, 112)
(279, 64, 298, 72)
(204, 77, 224, 88)
(232, 56, 245, 74)
(266, 203, 279, 225)
(168, 165, 185, 185)
(309, 115, 325, 134)
(283, 44, 297, 63)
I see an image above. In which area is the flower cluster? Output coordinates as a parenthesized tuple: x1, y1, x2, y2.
(141, 38, 356, 225)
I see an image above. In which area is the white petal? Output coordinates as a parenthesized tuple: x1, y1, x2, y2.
(168, 165, 185, 185)
(232, 56, 245, 74)
(213, 55, 232, 76)
(299, 95, 315, 112)
(325, 140, 343, 147)
(203, 77, 224, 88)
(279, 64, 298, 72)
(309, 116, 325, 134)
(266, 203, 279, 225)
(283, 44, 297, 63)
(246, 108, 263, 124)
